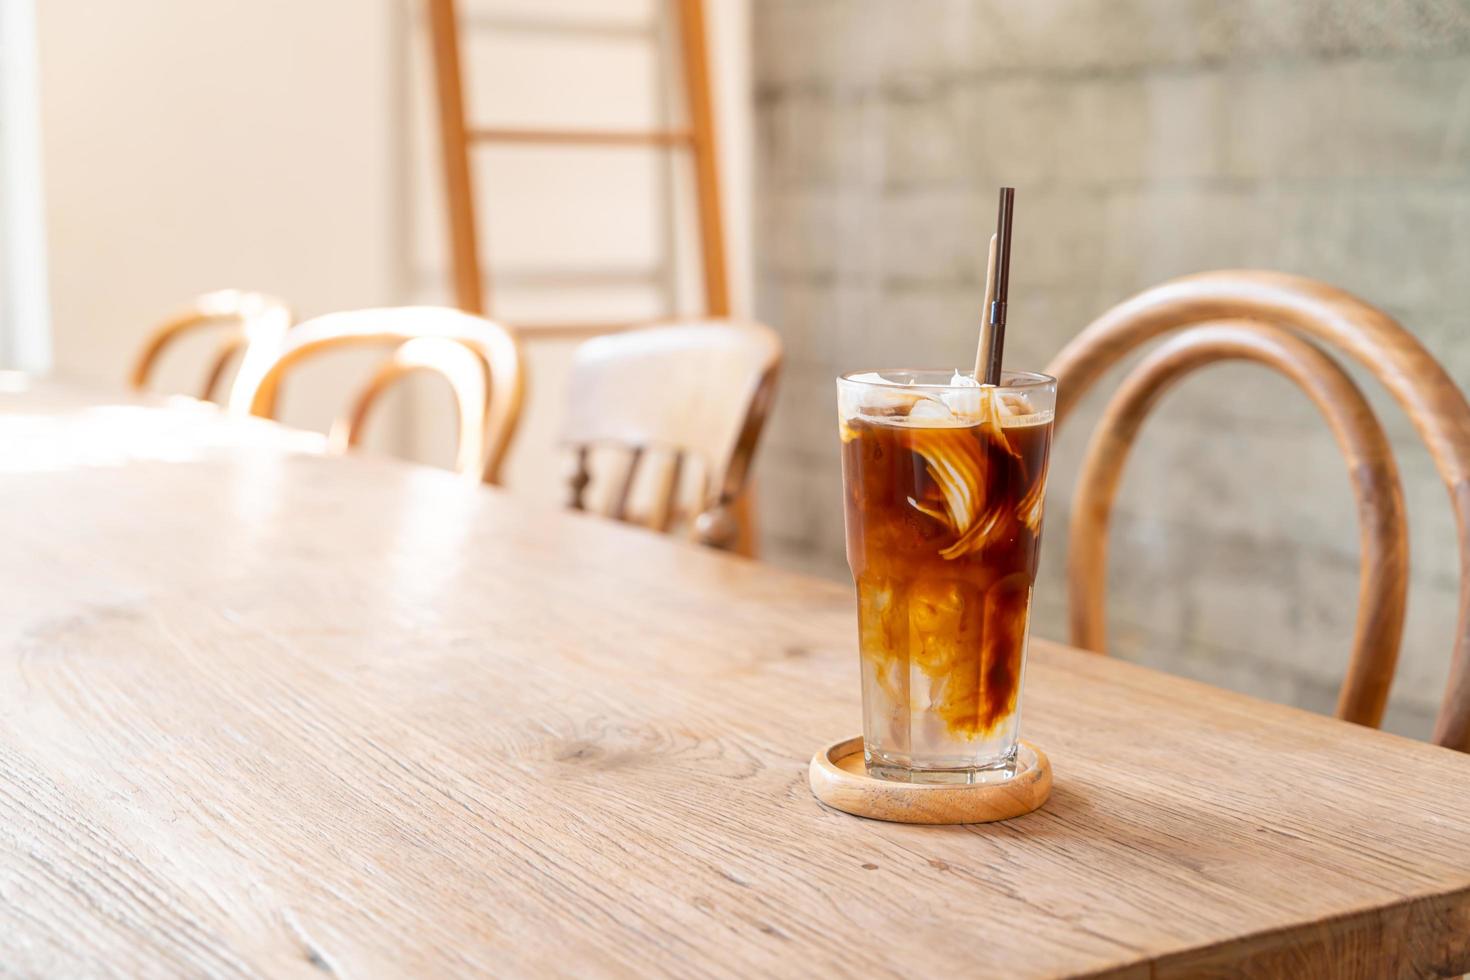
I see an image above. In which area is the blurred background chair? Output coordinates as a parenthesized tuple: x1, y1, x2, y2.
(1046, 270, 1470, 752)
(230, 307, 524, 484)
(129, 290, 291, 403)
(560, 320, 780, 554)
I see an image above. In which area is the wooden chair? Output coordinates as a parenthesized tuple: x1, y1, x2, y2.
(130, 290, 291, 402)
(1045, 270, 1470, 752)
(560, 321, 781, 553)
(228, 307, 524, 484)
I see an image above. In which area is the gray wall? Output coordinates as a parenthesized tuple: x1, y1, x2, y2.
(752, 0, 1470, 736)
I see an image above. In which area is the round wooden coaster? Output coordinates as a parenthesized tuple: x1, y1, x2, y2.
(808, 736, 1052, 825)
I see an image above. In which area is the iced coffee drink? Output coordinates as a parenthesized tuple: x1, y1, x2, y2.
(837, 369, 1055, 783)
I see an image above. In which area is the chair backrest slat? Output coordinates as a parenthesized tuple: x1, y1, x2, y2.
(655, 451, 687, 533)
(567, 446, 592, 511)
(611, 446, 645, 523)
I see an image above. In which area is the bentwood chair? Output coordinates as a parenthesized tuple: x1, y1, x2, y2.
(130, 290, 291, 402)
(1045, 271, 1470, 752)
(560, 321, 781, 554)
(228, 307, 524, 484)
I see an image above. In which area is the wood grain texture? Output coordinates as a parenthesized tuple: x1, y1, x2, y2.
(809, 738, 1051, 825)
(560, 321, 780, 554)
(1067, 321, 1408, 729)
(229, 306, 525, 484)
(129, 290, 291, 403)
(3, 383, 1470, 978)
(1046, 270, 1470, 752)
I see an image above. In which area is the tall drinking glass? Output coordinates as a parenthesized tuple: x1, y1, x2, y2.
(837, 369, 1056, 783)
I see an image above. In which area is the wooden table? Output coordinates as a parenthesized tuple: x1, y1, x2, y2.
(3, 381, 1469, 978)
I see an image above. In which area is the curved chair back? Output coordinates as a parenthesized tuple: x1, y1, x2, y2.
(229, 307, 524, 483)
(1046, 271, 1470, 751)
(560, 321, 781, 553)
(130, 290, 291, 402)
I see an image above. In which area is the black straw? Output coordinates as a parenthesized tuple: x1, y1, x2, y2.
(982, 187, 1015, 385)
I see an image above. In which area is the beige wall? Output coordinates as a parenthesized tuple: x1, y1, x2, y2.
(37, 0, 406, 436)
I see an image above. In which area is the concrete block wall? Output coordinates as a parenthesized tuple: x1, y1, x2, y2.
(752, 0, 1470, 737)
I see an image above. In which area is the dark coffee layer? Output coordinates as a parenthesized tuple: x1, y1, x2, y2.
(841, 410, 1052, 737)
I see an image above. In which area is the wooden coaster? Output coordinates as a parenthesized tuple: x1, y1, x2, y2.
(808, 736, 1051, 825)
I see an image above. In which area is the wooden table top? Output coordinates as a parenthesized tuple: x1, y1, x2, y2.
(3, 381, 1469, 978)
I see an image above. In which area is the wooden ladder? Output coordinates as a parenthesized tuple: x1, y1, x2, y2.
(423, 0, 730, 337)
